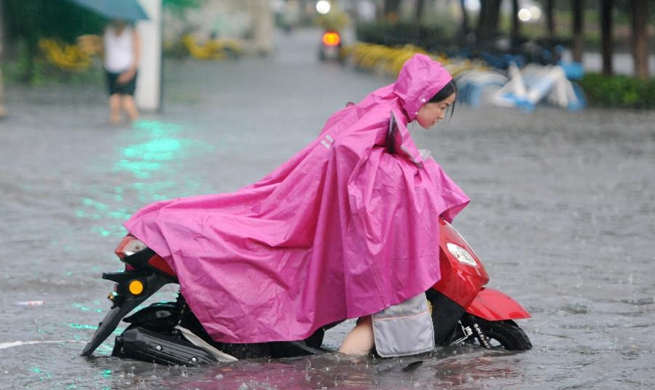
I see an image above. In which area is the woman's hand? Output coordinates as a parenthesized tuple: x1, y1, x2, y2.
(117, 68, 136, 84)
(77, 34, 103, 55)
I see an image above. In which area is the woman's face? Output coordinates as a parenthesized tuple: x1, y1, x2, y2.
(112, 19, 127, 29)
(415, 93, 456, 129)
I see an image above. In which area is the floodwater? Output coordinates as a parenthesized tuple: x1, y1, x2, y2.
(1, 28, 654, 390)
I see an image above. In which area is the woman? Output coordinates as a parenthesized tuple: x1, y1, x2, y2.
(124, 54, 469, 357)
(103, 19, 140, 124)
(338, 65, 459, 356)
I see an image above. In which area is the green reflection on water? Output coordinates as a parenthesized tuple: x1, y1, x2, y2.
(72, 303, 103, 313)
(115, 121, 185, 180)
(91, 227, 112, 237)
(74, 120, 213, 239)
(83, 198, 109, 211)
(70, 323, 98, 330)
(31, 366, 52, 380)
(71, 322, 125, 336)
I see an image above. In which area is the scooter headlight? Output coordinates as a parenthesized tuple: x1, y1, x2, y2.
(447, 243, 478, 267)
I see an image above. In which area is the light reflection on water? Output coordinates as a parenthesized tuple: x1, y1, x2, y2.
(115, 121, 186, 180)
(74, 120, 215, 240)
(2, 342, 537, 390)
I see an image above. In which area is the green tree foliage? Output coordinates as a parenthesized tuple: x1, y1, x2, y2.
(3, 0, 107, 45)
(1, 0, 201, 83)
(2, 0, 106, 81)
(163, 0, 202, 16)
(356, 21, 452, 53)
(314, 5, 349, 32)
(579, 73, 655, 109)
(3, 0, 203, 44)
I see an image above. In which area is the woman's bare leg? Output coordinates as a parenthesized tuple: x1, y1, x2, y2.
(122, 95, 139, 121)
(338, 316, 374, 355)
(109, 94, 122, 124)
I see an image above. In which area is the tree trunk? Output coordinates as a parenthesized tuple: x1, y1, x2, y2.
(250, 0, 274, 55)
(459, 0, 469, 42)
(476, 0, 501, 50)
(545, 0, 556, 56)
(510, 0, 520, 49)
(571, 0, 584, 63)
(476, 0, 488, 48)
(0, 1, 5, 117)
(415, 0, 426, 24)
(0, 0, 5, 60)
(384, 0, 402, 21)
(601, 0, 613, 76)
(20, 0, 38, 83)
(490, 0, 501, 37)
(631, 0, 649, 79)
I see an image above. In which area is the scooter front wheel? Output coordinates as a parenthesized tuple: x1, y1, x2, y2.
(460, 316, 532, 351)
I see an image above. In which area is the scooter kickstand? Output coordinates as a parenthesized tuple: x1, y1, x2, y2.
(449, 323, 474, 346)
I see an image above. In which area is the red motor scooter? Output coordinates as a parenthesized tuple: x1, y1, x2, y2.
(428, 218, 532, 349)
(81, 215, 531, 365)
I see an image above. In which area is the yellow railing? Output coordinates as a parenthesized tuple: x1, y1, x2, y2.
(342, 42, 487, 78)
(39, 38, 93, 72)
(182, 35, 242, 60)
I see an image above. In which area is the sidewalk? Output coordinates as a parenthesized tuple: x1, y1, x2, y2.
(561, 50, 655, 76)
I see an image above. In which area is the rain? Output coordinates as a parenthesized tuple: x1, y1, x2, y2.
(1, 1, 654, 389)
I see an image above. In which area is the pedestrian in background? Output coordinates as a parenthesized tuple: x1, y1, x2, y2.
(103, 19, 140, 124)
(79, 19, 141, 124)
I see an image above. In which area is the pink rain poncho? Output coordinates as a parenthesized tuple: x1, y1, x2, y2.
(125, 54, 469, 344)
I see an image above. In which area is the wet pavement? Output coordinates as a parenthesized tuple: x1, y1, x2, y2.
(1, 27, 655, 389)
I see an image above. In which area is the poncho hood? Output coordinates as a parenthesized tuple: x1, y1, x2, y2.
(392, 54, 453, 121)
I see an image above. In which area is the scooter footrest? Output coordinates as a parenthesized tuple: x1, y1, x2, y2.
(113, 327, 218, 366)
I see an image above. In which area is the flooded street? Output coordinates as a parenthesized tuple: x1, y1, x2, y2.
(1, 28, 654, 389)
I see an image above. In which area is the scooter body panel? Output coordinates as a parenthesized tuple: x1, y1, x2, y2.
(433, 219, 489, 309)
(466, 287, 531, 321)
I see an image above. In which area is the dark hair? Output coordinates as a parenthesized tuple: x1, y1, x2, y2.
(428, 79, 457, 121)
